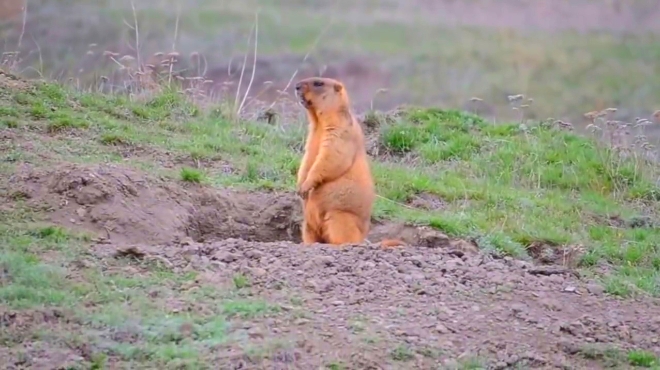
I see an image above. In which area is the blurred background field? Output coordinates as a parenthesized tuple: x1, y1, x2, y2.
(1, 0, 659, 132)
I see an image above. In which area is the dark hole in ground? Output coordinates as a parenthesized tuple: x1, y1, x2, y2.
(185, 190, 303, 244)
(527, 241, 584, 268)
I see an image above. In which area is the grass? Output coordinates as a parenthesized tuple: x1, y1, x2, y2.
(390, 345, 415, 361)
(578, 344, 660, 368)
(1, 71, 660, 367)
(180, 167, 204, 183)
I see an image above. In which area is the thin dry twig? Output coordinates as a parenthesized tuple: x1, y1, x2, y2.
(129, 0, 141, 73)
(237, 11, 260, 117)
(375, 194, 417, 210)
(168, 2, 182, 86)
(1, 0, 29, 71)
(233, 22, 255, 117)
(17, 0, 27, 49)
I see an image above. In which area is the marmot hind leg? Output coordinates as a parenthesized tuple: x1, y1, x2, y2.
(322, 210, 365, 245)
(301, 220, 323, 245)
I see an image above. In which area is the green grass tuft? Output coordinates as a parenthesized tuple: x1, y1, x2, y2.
(180, 167, 204, 183)
(628, 350, 659, 367)
(390, 345, 415, 361)
(232, 273, 251, 289)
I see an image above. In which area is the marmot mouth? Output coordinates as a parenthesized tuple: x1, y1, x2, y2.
(294, 91, 310, 108)
(297, 96, 312, 108)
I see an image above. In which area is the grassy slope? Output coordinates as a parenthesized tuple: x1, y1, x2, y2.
(1, 75, 660, 367)
(2, 76, 660, 294)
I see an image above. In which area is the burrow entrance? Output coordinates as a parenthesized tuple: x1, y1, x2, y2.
(4, 163, 471, 250)
(5, 163, 303, 246)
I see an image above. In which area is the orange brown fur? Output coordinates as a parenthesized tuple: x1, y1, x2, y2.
(294, 77, 404, 248)
(379, 238, 406, 248)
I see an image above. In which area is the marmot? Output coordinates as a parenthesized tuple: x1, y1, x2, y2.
(294, 77, 404, 248)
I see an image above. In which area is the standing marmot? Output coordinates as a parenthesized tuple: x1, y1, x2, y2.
(294, 77, 403, 248)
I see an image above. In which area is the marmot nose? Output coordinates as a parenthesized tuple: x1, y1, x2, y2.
(295, 82, 303, 91)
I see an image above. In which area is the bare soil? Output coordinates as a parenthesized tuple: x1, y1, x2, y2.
(3, 161, 660, 369)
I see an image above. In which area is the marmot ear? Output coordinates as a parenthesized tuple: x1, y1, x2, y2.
(333, 83, 343, 93)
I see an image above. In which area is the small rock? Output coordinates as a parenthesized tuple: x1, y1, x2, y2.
(314, 256, 335, 266)
(419, 229, 451, 248)
(411, 273, 426, 281)
(213, 251, 239, 263)
(361, 261, 376, 269)
(540, 298, 562, 311)
(513, 260, 533, 269)
(402, 275, 415, 284)
(443, 259, 464, 272)
(210, 261, 226, 270)
(331, 300, 345, 306)
(586, 283, 605, 296)
(305, 279, 318, 290)
(247, 327, 264, 339)
(435, 324, 450, 334)
(408, 255, 424, 267)
(245, 250, 265, 259)
(510, 303, 527, 314)
(396, 265, 411, 274)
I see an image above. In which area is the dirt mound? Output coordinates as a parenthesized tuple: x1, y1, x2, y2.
(0, 69, 30, 91)
(8, 163, 193, 245)
(97, 238, 660, 369)
(6, 163, 305, 245)
(6, 162, 468, 249)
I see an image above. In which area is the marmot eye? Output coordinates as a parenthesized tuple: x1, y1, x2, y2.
(313, 80, 324, 87)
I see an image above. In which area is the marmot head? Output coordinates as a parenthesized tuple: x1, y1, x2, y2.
(295, 77, 347, 113)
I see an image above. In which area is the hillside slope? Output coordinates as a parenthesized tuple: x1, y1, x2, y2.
(1, 70, 660, 369)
